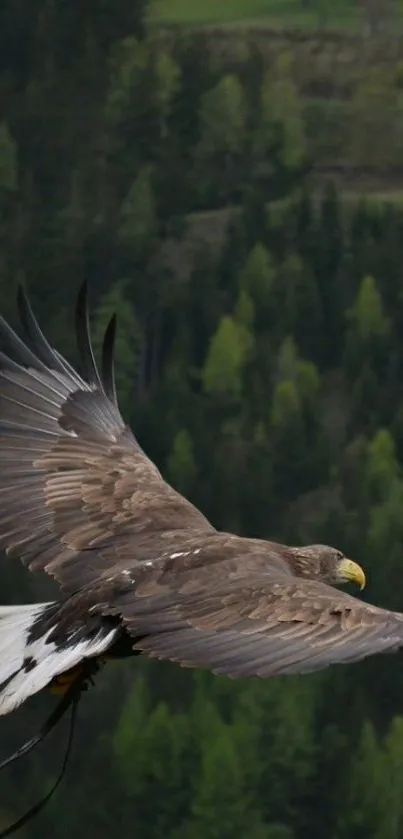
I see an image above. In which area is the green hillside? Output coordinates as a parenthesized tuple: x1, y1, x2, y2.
(149, 0, 375, 28)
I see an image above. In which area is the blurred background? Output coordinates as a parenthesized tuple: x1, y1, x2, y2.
(2, 0, 403, 837)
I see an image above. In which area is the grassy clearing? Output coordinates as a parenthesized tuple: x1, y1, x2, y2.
(149, 0, 363, 29)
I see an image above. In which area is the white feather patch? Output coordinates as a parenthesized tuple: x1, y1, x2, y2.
(0, 602, 118, 715)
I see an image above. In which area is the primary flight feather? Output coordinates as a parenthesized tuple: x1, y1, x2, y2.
(0, 283, 401, 715)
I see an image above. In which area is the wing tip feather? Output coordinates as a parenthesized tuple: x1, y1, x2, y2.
(1, 280, 121, 416)
(101, 313, 118, 406)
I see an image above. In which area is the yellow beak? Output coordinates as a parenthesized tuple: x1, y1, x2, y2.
(338, 558, 366, 590)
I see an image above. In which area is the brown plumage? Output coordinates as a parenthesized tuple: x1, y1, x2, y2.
(0, 283, 402, 715)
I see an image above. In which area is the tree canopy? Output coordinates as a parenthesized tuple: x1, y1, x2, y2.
(2, 3, 403, 838)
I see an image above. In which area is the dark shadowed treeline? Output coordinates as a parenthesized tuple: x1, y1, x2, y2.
(2, 2, 403, 838)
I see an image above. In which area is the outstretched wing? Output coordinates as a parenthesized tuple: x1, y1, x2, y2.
(95, 542, 403, 678)
(0, 283, 213, 594)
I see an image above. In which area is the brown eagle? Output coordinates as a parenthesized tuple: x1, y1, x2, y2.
(0, 283, 401, 717)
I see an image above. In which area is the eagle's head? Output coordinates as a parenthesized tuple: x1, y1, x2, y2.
(290, 544, 366, 590)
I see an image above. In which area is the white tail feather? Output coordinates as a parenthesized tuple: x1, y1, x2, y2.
(0, 602, 118, 716)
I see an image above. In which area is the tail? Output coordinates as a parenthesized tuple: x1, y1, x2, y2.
(0, 602, 118, 715)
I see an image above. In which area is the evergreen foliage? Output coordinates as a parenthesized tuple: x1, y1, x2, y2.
(2, 4, 403, 838)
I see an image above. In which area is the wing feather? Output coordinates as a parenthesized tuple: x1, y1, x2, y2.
(0, 286, 214, 594)
(74, 280, 104, 391)
(101, 314, 118, 407)
(17, 285, 79, 382)
(99, 570, 403, 678)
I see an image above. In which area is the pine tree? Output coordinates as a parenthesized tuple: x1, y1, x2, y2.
(195, 73, 246, 204)
(202, 315, 252, 401)
(348, 275, 389, 344)
(237, 242, 275, 324)
(166, 428, 197, 496)
(366, 429, 399, 502)
(183, 722, 266, 839)
(336, 721, 394, 839)
(257, 57, 307, 172)
(118, 165, 157, 258)
(279, 252, 323, 362)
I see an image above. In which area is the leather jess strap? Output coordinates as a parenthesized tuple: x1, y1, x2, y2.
(0, 677, 86, 838)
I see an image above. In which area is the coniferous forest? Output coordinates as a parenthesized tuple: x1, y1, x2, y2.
(4, 2, 403, 838)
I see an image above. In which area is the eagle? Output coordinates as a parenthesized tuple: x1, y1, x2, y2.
(0, 282, 401, 718)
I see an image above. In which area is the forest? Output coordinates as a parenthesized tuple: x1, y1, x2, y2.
(3, 1, 403, 837)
